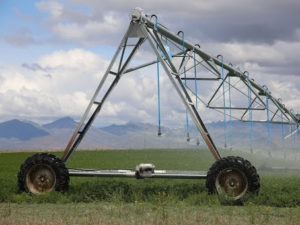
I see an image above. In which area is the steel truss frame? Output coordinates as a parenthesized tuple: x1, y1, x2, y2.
(61, 8, 299, 178)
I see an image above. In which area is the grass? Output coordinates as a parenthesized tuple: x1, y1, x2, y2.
(67, 148, 216, 170)
(0, 203, 299, 225)
(0, 149, 300, 224)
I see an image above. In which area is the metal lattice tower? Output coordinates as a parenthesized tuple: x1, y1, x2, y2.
(61, 7, 299, 162)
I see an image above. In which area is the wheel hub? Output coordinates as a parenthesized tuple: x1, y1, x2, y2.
(216, 168, 248, 200)
(26, 164, 56, 194)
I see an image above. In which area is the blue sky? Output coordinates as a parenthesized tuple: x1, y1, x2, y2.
(0, 0, 117, 63)
(0, 0, 40, 62)
(1, 0, 300, 127)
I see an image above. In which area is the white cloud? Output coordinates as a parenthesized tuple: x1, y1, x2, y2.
(35, 0, 125, 45)
(0, 49, 108, 121)
(0, 70, 38, 92)
(1, 43, 299, 126)
(37, 48, 104, 72)
(269, 75, 300, 112)
(36, 0, 64, 20)
(58, 91, 89, 116)
(203, 40, 300, 77)
(0, 48, 191, 125)
(0, 86, 60, 119)
(53, 17, 122, 42)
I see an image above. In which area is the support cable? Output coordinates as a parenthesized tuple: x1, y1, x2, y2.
(217, 55, 227, 148)
(245, 71, 253, 153)
(151, 15, 162, 136)
(290, 109, 297, 145)
(278, 98, 286, 159)
(263, 85, 272, 155)
(194, 44, 200, 109)
(194, 44, 200, 145)
(178, 31, 190, 142)
(228, 63, 233, 149)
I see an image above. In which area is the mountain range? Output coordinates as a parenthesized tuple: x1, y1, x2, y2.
(0, 117, 299, 152)
(0, 119, 49, 141)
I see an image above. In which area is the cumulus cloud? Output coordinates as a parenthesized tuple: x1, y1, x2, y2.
(65, 0, 300, 43)
(0, 49, 107, 120)
(0, 47, 189, 125)
(32, 0, 300, 80)
(34, 0, 126, 46)
(28, 0, 300, 47)
(0, 66, 60, 120)
(201, 39, 300, 79)
(3, 0, 300, 48)
(52, 14, 122, 44)
(36, 0, 64, 19)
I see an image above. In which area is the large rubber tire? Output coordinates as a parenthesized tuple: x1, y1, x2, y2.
(18, 153, 69, 194)
(206, 156, 260, 205)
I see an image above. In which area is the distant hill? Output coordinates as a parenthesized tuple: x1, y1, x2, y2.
(0, 119, 49, 140)
(0, 117, 298, 152)
(44, 117, 77, 129)
(101, 121, 158, 135)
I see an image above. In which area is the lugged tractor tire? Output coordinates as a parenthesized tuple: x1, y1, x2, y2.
(17, 153, 69, 194)
(206, 156, 260, 205)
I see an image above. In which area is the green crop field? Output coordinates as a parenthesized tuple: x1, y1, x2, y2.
(0, 149, 300, 225)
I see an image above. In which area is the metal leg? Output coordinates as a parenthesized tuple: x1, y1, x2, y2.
(62, 23, 145, 163)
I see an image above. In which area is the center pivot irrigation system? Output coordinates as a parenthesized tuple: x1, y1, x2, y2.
(18, 8, 299, 204)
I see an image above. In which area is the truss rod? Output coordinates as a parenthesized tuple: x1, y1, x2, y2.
(143, 23, 221, 160)
(131, 9, 299, 125)
(124, 51, 184, 74)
